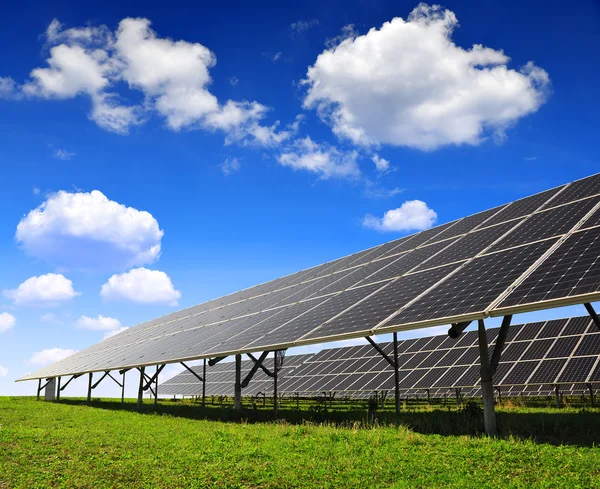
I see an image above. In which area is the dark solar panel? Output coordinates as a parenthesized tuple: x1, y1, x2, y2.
(547, 337, 579, 358)
(498, 228, 600, 309)
(515, 322, 545, 341)
(502, 342, 530, 362)
(419, 221, 519, 270)
(307, 264, 460, 340)
(521, 339, 554, 360)
(490, 198, 599, 252)
(502, 361, 538, 385)
(528, 358, 567, 384)
(563, 317, 591, 336)
(390, 240, 556, 326)
(455, 365, 480, 387)
(427, 206, 507, 243)
(484, 187, 564, 227)
(547, 173, 600, 207)
(558, 357, 597, 382)
(378, 221, 459, 258)
(581, 208, 600, 230)
(537, 318, 568, 338)
(574, 334, 600, 356)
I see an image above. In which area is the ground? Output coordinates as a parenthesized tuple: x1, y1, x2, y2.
(0, 397, 599, 488)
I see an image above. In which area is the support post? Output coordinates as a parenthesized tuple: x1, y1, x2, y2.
(154, 365, 159, 406)
(584, 303, 600, 330)
(202, 358, 207, 408)
(555, 385, 561, 409)
(121, 371, 126, 404)
(37, 379, 41, 400)
(274, 352, 279, 416)
(455, 388, 461, 407)
(44, 378, 57, 401)
(87, 372, 93, 405)
(56, 377, 61, 401)
(426, 389, 430, 403)
(393, 332, 400, 417)
(234, 354, 242, 411)
(478, 319, 496, 436)
(588, 383, 595, 407)
(477, 315, 512, 436)
(137, 367, 145, 411)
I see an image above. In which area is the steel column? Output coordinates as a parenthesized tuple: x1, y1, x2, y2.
(234, 354, 242, 411)
(274, 352, 278, 416)
(202, 358, 207, 408)
(87, 372, 93, 405)
(555, 385, 561, 408)
(154, 365, 159, 405)
(121, 371, 126, 403)
(393, 332, 400, 416)
(588, 383, 595, 407)
(137, 367, 145, 411)
(56, 377, 61, 401)
(37, 379, 41, 401)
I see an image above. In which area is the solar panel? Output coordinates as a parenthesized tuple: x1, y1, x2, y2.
(385, 240, 556, 329)
(558, 357, 597, 383)
(19, 173, 600, 382)
(496, 228, 600, 312)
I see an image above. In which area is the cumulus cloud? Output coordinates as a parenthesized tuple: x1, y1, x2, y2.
(220, 157, 241, 175)
(52, 148, 75, 160)
(101, 267, 181, 305)
(14, 18, 290, 145)
(28, 347, 78, 366)
(0, 76, 18, 99)
(3, 274, 80, 306)
(76, 314, 122, 331)
(103, 326, 129, 340)
(16, 190, 163, 270)
(363, 200, 437, 232)
(277, 137, 360, 180)
(303, 4, 550, 150)
(40, 312, 64, 324)
(0, 312, 16, 334)
(324, 24, 358, 49)
(371, 154, 391, 173)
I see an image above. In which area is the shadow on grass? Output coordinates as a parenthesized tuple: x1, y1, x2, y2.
(54, 398, 600, 448)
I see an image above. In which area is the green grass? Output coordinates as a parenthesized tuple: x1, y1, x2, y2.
(1, 397, 599, 488)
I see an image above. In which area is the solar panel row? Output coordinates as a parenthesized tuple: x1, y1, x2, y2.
(19, 173, 600, 381)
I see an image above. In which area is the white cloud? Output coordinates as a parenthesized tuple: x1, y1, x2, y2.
(101, 267, 181, 305)
(33, 187, 41, 196)
(220, 157, 241, 175)
(13, 18, 289, 144)
(76, 314, 122, 331)
(3, 274, 80, 307)
(28, 347, 78, 366)
(363, 200, 437, 232)
(0, 365, 7, 378)
(290, 19, 319, 37)
(228, 76, 239, 86)
(364, 181, 403, 199)
(103, 326, 129, 340)
(525, 156, 537, 161)
(303, 4, 550, 150)
(53, 148, 75, 160)
(40, 312, 64, 324)
(324, 24, 358, 49)
(277, 137, 360, 180)
(16, 190, 163, 270)
(371, 154, 391, 173)
(0, 312, 16, 334)
(0, 76, 18, 99)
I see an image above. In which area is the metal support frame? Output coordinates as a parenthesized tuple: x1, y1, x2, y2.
(455, 388, 461, 407)
(366, 335, 400, 416)
(137, 366, 145, 411)
(59, 373, 81, 394)
(247, 352, 275, 377)
(141, 364, 165, 392)
(122, 371, 126, 403)
(555, 384, 561, 408)
(202, 359, 207, 407)
(234, 354, 242, 411)
(208, 356, 227, 367)
(274, 352, 279, 415)
(56, 377, 61, 401)
(87, 372, 93, 404)
(36, 378, 53, 400)
(584, 303, 600, 330)
(477, 315, 512, 436)
(448, 321, 472, 339)
(242, 351, 269, 388)
(587, 383, 595, 407)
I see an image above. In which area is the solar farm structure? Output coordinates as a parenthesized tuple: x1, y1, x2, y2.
(19, 172, 600, 435)
(159, 316, 600, 408)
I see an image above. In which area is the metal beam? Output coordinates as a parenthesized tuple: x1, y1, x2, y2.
(60, 374, 81, 391)
(106, 372, 122, 388)
(393, 332, 400, 416)
(477, 319, 496, 436)
(87, 372, 93, 404)
(365, 336, 395, 368)
(247, 352, 275, 377)
(489, 315, 512, 373)
(56, 377, 61, 401)
(241, 351, 269, 388)
(234, 354, 242, 410)
(121, 371, 126, 404)
(202, 359, 206, 408)
(208, 356, 227, 367)
(584, 303, 600, 330)
(448, 321, 472, 339)
(142, 364, 165, 391)
(180, 362, 204, 383)
(91, 371, 110, 390)
(137, 366, 145, 411)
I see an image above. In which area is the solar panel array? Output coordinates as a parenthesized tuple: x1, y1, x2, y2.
(158, 354, 312, 397)
(20, 173, 600, 381)
(156, 316, 600, 398)
(279, 316, 600, 395)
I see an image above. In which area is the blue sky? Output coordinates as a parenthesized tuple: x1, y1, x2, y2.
(0, 0, 599, 396)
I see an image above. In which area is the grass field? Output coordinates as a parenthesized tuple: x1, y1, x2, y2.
(1, 397, 599, 488)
